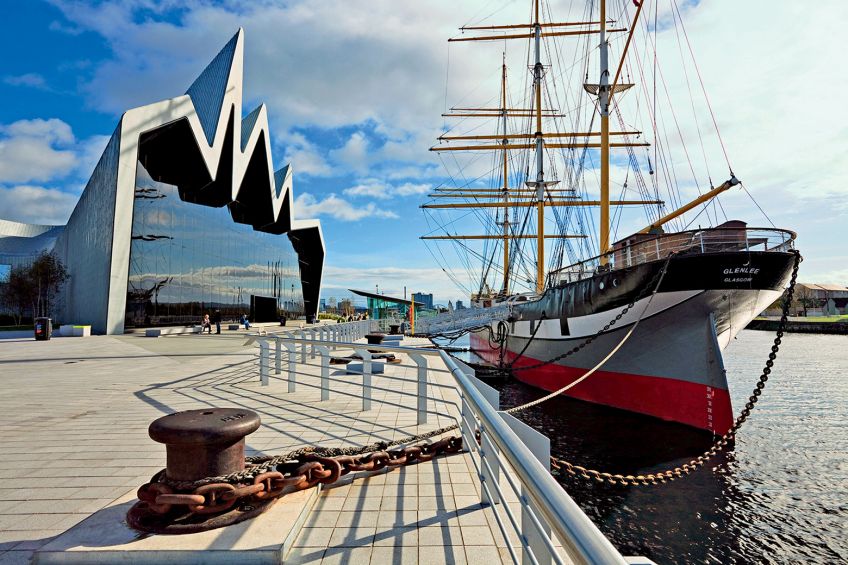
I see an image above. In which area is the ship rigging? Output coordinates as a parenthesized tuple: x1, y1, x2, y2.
(418, 0, 798, 435)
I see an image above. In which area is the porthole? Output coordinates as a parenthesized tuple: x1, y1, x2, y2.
(599, 281, 605, 290)
(612, 278, 620, 287)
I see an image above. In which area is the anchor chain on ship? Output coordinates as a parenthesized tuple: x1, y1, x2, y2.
(550, 249, 802, 486)
(429, 250, 802, 487)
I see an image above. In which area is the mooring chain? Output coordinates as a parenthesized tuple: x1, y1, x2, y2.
(139, 436, 463, 516)
(551, 250, 802, 486)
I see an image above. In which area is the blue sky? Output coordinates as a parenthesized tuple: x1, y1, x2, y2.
(1, 0, 846, 306)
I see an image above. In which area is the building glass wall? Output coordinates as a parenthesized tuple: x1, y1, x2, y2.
(125, 175, 303, 327)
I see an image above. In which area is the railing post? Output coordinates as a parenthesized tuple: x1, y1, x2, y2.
(284, 341, 296, 393)
(500, 413, 552, 565)
(354, 348, 372, 411)
(259, 339, 269, 386)
(309, 328, 317, 359)
(409, 352, 428, 425)
(274, 338, 282, 375)
(460, 394, 475, 453)
(299, 330, 307, 363)
(316, 345, 330, 401)
(479, 426, 499, 506)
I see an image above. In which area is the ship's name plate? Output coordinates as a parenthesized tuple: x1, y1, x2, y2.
(722, 267, 759, 275)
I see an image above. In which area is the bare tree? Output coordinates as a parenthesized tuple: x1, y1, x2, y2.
(2, 266, 35, 325)
(793, 285, 818, 316)
(1, 253, 69, 324)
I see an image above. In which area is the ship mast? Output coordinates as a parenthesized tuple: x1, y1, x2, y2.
(500, 55, 510, 295)
(532, 0, 546, 293)
(424, 0, 662, 297)
(599, 0, 611, 265)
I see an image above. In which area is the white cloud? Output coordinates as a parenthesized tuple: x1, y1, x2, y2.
(394, 182, 431, 197)
(3, 73, 48, 89)
(0, 185, 77, 225)
(329, 132, 370, 174)
(0, 119, 77, 183)
(343, 179, 390, 199)
(294, 192, 398, 221)
(280, 132, 333, 177)
(343, 179, 432, 200)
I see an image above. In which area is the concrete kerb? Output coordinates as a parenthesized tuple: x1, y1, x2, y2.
(34, 484, 320, 564)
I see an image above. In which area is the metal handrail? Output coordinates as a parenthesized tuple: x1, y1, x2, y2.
(439, 350, 628, 565)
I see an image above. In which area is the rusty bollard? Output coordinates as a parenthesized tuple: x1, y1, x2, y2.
(149, 408, 261, 482)
(128, 408, 265, 534)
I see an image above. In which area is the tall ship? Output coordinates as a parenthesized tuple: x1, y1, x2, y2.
(419, 0, 797, 435)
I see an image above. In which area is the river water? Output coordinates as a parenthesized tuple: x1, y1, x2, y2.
(443, 330, 847, 564)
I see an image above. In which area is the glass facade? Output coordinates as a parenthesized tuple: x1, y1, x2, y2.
(125, 174, 303, 328)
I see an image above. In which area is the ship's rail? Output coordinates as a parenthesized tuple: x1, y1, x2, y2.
(250, 324, 637, 564)
(549, 227, 796, 285)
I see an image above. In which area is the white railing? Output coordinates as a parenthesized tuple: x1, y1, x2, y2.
(250, 331, 649, 565)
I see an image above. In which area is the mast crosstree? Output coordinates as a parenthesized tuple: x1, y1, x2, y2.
(423, 0, 728, 296)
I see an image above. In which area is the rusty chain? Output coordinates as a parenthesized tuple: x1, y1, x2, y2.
(550, 250, 802, 486)
(138, 435, 463, 517)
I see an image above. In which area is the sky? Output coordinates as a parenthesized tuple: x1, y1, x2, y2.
(0, 0, 846, 307)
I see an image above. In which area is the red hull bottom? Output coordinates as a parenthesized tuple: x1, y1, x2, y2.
(471, 334, 733, 435)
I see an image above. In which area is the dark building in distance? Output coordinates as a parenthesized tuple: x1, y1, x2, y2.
(412, 292, 434, 310)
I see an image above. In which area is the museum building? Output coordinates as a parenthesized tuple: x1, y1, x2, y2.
(0, 29, 324, 334)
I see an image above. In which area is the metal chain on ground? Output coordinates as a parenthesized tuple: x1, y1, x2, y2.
(550, 250, 802, 486)
(140, 435, 463, 516)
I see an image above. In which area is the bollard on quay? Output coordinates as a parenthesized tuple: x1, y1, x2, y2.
(128, 407, 264, 534)
(148, 408, 261, 482)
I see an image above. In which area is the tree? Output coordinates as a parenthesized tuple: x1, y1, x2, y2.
(2, 266, 35, 325)
(793, 285, 818, 317)
(0, 253, 68, 324)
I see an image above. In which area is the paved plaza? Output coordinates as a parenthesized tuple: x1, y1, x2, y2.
(0, 330, 518, 564)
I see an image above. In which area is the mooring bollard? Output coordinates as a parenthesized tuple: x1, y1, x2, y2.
(148, 408, 261, 482)
(128, 408, 264, 534)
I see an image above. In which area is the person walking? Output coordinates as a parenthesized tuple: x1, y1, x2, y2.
(212, 309, 222, 334)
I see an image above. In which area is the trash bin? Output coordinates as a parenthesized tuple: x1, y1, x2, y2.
(34, 317, 52, 341)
